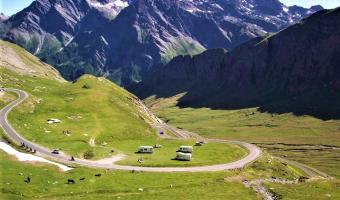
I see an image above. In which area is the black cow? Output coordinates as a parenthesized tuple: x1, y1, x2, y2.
(67, 179, 75, 184)
(24, 177, 31, 183)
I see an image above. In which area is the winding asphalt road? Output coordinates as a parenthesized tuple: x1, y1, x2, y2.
(0, 88, 261, 172)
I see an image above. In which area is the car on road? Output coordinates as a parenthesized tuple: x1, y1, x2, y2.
(51, 149, 60, 154)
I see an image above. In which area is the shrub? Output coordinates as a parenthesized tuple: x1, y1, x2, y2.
(82, 83, 91, 89)
(83, 150, 94, 159)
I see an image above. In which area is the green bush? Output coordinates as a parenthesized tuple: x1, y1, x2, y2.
(83, 150, 94, 159)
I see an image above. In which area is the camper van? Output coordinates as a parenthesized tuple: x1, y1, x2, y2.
(137, 146, 154, 153)
(175, 152, 192, 161)
(177, 146, 193, 153)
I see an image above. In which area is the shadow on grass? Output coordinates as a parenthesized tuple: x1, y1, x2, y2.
(130, 79, 340, 121)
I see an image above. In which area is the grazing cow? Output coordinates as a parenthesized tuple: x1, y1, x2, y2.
(79, 177, 85, 181)
(94, 174, 101, 177)
(67, 179, 75, 184)
(24, 177, 31, 183)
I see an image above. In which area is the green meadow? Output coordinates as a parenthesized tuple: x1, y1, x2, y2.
(144, 94, 340, 182)
(264, 180, 340, 200)
(0, 68, 247, 166)
(0, 150, 309, 200)
(0, 40, 247, 166)
(115, 139, 247, 167)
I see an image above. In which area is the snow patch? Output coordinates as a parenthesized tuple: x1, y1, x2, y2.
(283, 6, 289, 13)
(88, 0, 129, 10)
(100, 36, 109, 46)
(0, 142, 72, 172)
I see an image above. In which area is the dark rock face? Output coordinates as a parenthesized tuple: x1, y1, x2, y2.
(132, 8, 340, 119)
(1, 0, 322, 85)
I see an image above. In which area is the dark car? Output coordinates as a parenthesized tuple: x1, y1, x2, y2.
(51, 149, 60, 154)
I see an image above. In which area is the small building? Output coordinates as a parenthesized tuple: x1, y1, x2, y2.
(175, 152, 192, 161)
(137, 146, 154, 153)
(177, 146, 193, 153)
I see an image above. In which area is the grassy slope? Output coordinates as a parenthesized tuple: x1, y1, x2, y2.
(0, 69, 246, 164)
(2, 147, 339, 200)
(0, 40, 64, 82)
(116, 139, 247, 167)
(265, 180, 340, 200)
(0, 91, 16, 108)
(0, 68, 154, 159)
(262, 144, 340, 179)
(0, 152, 258, 200)
(147, 95, 340, 146)
(0, 148, 311, 200)
(0, 40, 246, 165)
(161, 37, 205, 63)
(144, 95, 340, 179)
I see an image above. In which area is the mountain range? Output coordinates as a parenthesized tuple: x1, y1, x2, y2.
(0, 0, 322, 85)
(131, 8, 340, 120)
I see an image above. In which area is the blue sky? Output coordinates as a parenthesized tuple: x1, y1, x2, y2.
(1, 0, 34, 16)
(280, 0, 340, 9)
(0, 0, 339, 16)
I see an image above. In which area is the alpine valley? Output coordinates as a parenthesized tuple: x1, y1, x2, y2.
(1, 1, 340, 200)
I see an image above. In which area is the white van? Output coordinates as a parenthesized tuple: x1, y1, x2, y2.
(137, 146, 154, 153)
(176, 152, 192, 161)
(177, 146, 193, 153)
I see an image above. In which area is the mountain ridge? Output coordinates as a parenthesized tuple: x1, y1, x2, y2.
(0, 0, 323, 85)
(131, 8, 340, 120)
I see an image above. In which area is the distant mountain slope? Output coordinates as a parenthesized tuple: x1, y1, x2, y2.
(131, 8, 340, 120)
(0, 40, 64, 81)
(0, 0, 130, 58)
(0, 0, 322, 85)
